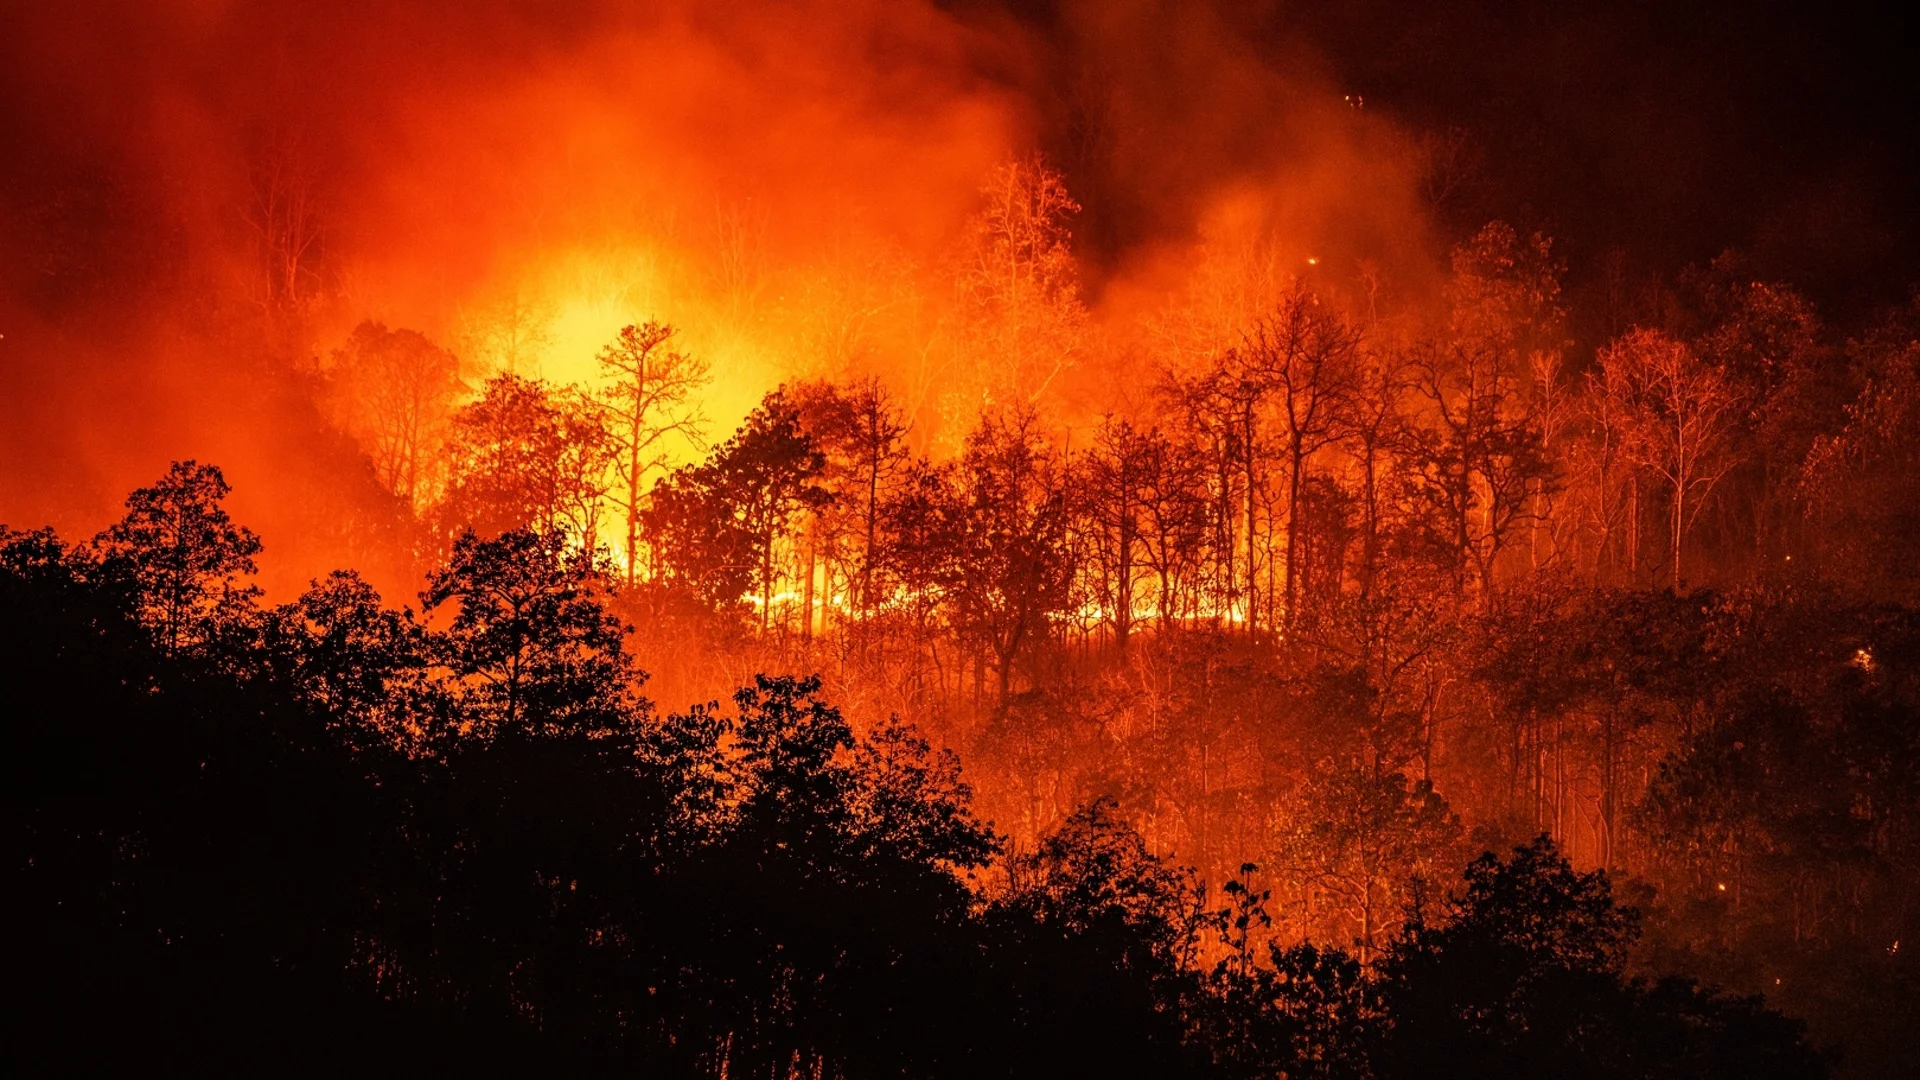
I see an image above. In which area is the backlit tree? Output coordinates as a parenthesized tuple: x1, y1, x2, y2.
(592, 321, 708, 583)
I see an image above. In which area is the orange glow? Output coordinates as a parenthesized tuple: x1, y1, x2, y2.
(0, 0, 1446, 601)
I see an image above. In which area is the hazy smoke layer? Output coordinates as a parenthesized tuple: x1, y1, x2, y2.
(0, 0, 1430, 593)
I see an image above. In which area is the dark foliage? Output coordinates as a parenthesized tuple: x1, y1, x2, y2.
(5, 464, 1823, 1077)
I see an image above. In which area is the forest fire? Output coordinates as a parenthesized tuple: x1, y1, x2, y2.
(5, 1, 1919, 1077)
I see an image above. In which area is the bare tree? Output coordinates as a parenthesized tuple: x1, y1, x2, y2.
(592, 321, 709, 583)
(1415, 125, 1486, 219)
(1411, 339, 1553, 603)
(554, 388, 618, 556)
(1598, 328, 1743, 585)
(460, 288, 554, 376)
(1083, 416, 1155, 652)
(711, 198, 771, 328)
(1343, 346, 1413, 601)
(245, 133, 325, 319)
(1572, 357, 1641, 582)
(1402, 225, 1567, 604)
(952, 156, 1088, 413)
(1177, 345, 1270, 636)
(1133, 427, 1211, 632)
(791, 227, 916, 380)
(1240, 291, 1361, 631)
(324, 322, 466, 509)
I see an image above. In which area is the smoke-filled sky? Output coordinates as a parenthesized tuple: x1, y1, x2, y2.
(2, 0, 1913, 592)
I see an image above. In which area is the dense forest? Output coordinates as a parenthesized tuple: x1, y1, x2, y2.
(12, 201, 1920, 1071)
(4, 462, 1836, 1076)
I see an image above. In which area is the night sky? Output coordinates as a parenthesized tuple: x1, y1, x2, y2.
(993, 0, 1920, 320)
(1291, 1, 1912, 314)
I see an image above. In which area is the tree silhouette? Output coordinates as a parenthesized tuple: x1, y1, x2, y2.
(1241, 290, 1361, 631)
(441, 373, 567, 539)
(10, 468, 1842, 1076)
(889, 408, 1073, 706)
(592, 321, 708, 583)
(1374, 836, 1826, 1079)
(423, 528, 638, 739)
(91, 460, 262, 658)
(790, 377, 911, 633)
(644, 389, 831, 626)
(1083, 415, 1155, 651)
(273, 569, 432, 747)
(1411, 337, 1555, 604)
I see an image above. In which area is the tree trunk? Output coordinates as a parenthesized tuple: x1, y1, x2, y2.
(1244, 408, 1259, 639)
(761, 533, 774, 635)
(802, 527, 816, 644)
(1115, 494, 1134, 653)
(1360, 442, 1379, 601)
(1672, 476, 1686, 588)
(1284, 437, 1304, 632)
(1627, 474, 1640, 582)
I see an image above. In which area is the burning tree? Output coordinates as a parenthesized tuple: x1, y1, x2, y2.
(1241, 292, 1362, 633)
(789, 377, 912, 636)
(950, 156, 1089, 419)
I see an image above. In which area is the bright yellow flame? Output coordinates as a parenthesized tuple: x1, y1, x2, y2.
(527, 245, 672, 384)
(470, 243, 779, 467)
(547, 296, 632, 380)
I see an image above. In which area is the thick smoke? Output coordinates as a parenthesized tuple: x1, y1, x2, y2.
(0, 0, 1432, 593)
